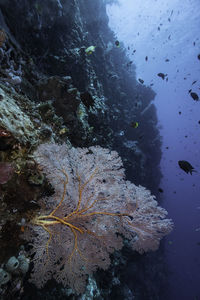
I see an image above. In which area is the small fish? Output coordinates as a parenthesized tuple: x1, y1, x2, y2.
(198, 54, 200, 60)
(198, 120, 200, 124)
(192, 80, 197, 85)
(85, 45, 96, 55)
(158, 188, 163, 193)
(115, 40, 120, 47)
(145, 56, 148, 61)
(178, 111, 181, 115)
(166, 146, 169, 149)
(132, 49, 136, 54)
(165, 59, 170, 62)
(138, 78, 144, 84)
(168, 18, 171, 22)
(178, 160, 197, 175)
(130, 121, 139, 129)
(157, 73, 167, 80)
(188, 89, 192, 93)
(127, 61, 133, 67)
(190, 92, 199, 101)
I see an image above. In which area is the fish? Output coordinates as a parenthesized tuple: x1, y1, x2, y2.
(190, 92, 199, 101)
(145, 56, 148, 61)
(115, 40, 120, 47)
(85, 45, 96, 55)
(130, 121, 139, 129)
(127, 61, 133, 67)
(158, 188, 164, 193)
(178, 111, 181, 115)
(157, 73, 167, 80)
(165, 59, 170, 62)
(192, 80, 197, 85)
(198, 54, 200, 60)
(178, 160, 197, 175)
(138, 78, 144, 84)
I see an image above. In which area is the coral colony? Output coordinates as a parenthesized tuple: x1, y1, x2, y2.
(23, 143, 173, 293)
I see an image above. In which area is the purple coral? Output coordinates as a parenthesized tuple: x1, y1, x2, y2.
(23, 143, 173, 293)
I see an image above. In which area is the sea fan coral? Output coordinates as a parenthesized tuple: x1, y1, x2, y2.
(23, 143, 173, 293)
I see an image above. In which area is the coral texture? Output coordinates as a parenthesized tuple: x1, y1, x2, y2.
(24, 143, 173, 293)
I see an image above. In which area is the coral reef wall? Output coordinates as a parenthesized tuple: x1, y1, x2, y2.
(0, 0, 162, 192)
(0, 0, 165, 298)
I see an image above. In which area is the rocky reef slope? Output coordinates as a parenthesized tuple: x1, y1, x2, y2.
(0, 0, 164, 299)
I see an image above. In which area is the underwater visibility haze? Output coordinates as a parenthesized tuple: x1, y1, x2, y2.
(0, 0, 199, 299)
(108, 0, 200, 299)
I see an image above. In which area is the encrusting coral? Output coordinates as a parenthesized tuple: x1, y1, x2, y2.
(23, 143, 173, 294)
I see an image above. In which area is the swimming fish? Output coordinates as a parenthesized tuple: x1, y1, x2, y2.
(130, 121, 139, 129)
(85, 46, 96, 55)
(190, 92, 199, 101)
(157, 73, 167, 80)
(178, 160, 197, 175)
(115, 40, 120, 47)
(138, 78, 144, 84)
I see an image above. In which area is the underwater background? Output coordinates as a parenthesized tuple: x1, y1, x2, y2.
(0, 0, 199, 299)
(108, 1, 200, 299)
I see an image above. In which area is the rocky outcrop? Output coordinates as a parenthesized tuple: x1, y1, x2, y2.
(0, 0, 163, 298)
(0, 0, 161, 191)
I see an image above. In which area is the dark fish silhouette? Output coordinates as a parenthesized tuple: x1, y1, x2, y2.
(127, 61, 133, 67)
(138, 78, 144, 84)
(157, 73, 167, 80)
(178, 160, 197, 175)
(190, 92, 199, 101)
(158, 188, 164, 193)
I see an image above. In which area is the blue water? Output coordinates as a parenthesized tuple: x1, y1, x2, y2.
(107, 0, 200, 299)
